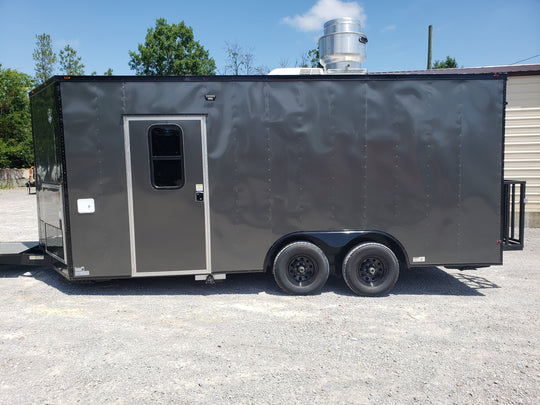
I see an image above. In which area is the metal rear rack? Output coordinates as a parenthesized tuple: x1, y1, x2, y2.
(502, 180, 526, 250)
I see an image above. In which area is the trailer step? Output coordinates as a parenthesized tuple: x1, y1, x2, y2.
(195, 274, 226, 284)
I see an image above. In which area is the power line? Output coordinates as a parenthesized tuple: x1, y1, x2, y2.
(510, 54, 540, 65)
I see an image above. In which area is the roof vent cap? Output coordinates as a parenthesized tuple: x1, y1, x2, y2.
(318, 17, 368, 74)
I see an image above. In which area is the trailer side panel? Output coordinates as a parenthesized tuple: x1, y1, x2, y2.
(42, 75, 505, 278)
(60, 82, 132, 277)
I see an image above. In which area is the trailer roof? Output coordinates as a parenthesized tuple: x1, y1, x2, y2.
(30, 72, 507, 96)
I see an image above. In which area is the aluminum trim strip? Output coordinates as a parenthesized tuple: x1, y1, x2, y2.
(124, 114, 211, 276)
(60, 186, 68, 265)
(123, 116, 137, 276)
(124, 115, 206, 122)
(132, 270, 210, 277)
(200, 116, 212, 272)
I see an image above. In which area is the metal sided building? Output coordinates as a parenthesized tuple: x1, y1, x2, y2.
(22, 72, 523, 296)
(505, 65, 540, 227)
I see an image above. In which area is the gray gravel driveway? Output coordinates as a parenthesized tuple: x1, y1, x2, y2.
(0, 188, 538, 404)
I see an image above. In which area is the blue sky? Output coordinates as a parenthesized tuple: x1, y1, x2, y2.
(1, 0, 539, 77)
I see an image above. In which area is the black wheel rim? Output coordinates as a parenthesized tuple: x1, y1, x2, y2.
(357, 256, 387, 287)
(287, 254, 317, 286)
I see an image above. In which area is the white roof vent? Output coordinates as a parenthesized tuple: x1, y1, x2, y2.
(268, 67, 324, 75)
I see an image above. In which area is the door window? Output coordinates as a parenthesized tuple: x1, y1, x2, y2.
(148, 125, 184, 188)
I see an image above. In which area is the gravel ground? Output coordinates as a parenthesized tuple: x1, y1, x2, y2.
(0, 188, 539, 404)
(0, 188, 38, 242)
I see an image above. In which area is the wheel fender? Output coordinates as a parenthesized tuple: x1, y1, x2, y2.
(263, 230, 409, 273)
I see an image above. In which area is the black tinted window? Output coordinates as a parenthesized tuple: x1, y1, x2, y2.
(151, 126, 182, 156)
(152, 160, 183, 188)
(149, 125, 184, 189)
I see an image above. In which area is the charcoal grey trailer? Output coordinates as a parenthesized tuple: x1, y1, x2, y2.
(3, 73, 525, 296)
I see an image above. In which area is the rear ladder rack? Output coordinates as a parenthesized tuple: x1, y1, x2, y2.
(502, 180, 526, 250)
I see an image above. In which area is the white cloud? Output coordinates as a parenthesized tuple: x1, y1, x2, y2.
(282, 0, 366, 32)
(382, 24, 396, 33)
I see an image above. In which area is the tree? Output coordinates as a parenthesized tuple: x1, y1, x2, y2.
(91, 69, 113, 76)
(32, 33, 56, 84)
(278, 57, 289, 68)
(59, 45, 85, 75)
(254, 65, 270, 75)
(0, 65, 34, 168)
(128, 18, 216, 75)
(432, 56, 458, 69)
(278, 48, 321, 70)
(223, 42, 257, 75)
(308, 48, 322, 68)
(222, 42, 269, 75)
(296, 51, 309, 68)
(293, 48, 322, 69)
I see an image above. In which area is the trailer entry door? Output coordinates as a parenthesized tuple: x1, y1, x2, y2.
(124, 116, 210, 276)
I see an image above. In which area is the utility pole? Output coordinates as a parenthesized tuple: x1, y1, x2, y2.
(427, 25, 433, 69)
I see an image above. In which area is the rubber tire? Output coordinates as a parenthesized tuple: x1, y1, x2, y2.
(273, 241, 330, 295)
(342, 242, 399, 297)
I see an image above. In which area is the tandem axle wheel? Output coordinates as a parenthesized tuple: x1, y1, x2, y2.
(272, 240, 400, 297)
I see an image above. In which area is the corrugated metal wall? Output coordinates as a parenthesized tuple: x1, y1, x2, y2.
(505, 75, 540, 225)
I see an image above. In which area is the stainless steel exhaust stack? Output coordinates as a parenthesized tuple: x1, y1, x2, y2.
(318, 18, 368, 74)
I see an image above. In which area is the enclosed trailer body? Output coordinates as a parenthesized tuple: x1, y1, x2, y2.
(21, 73, 522, 295)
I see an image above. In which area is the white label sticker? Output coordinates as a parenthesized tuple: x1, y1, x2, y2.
(413, 256, 426, 263)
(75, 266, 90, 276)
(196, 184, 204, 192)
(77, 198, 95, 214)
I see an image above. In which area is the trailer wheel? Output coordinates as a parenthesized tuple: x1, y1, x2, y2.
(273, 241, 329, 295)
(342, 242, 399, 296)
